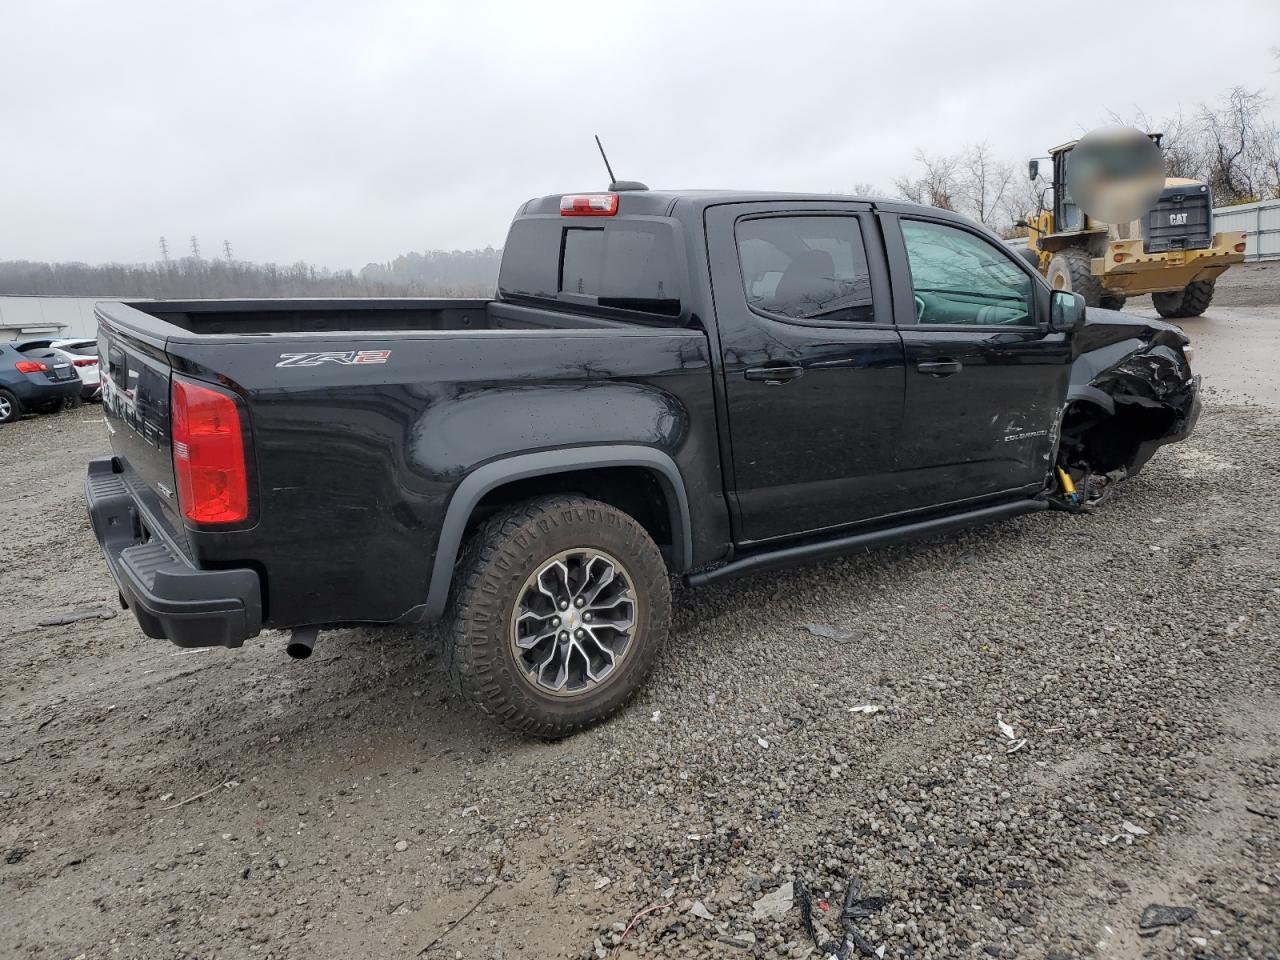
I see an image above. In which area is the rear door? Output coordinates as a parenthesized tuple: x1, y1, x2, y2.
(706, 201, 906, 544)
(882, 212, 1070, 505)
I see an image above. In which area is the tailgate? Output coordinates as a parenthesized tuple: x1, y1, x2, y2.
(97, 315, 189, 554)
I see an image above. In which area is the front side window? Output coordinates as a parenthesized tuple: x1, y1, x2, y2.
(736, 216, 874, 322)
(901, 219, 1034, 326)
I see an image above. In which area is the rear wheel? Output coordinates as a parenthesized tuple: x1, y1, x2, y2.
(1100, 292, 1127, 311)
(445, 495, 671, 738)
(1152, 280, 1215, 319)
(1046, 247, 1105, 307)
(0, 388, 20, 424)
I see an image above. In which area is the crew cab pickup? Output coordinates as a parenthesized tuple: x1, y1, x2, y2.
(87, 188, 1200, 736)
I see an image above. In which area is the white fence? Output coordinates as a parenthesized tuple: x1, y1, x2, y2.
(0, 296, 108, 342)
(1213, 199, 1280, 262)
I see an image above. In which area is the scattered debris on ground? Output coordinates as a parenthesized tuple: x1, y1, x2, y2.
(36, 605, 116, 626)
(3, 402, 1279, 957)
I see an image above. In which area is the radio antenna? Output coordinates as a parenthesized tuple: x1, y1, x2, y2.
(594, 134, 618, 186)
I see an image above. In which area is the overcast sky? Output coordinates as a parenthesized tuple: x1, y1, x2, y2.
(2, 0, 1277, 269)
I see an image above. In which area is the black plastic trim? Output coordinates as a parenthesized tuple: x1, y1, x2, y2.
(685, 498, 1048, 587)
(85, 457, 262, 648)
(419, 446, 693, 621)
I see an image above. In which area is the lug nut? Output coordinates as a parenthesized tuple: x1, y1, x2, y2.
(583, 612, 593, 622)
(559, 631, 568, 641)
(575, 629, 585, 639)
(575, 597, 585, 607)
(551, 616, 560, 626)
(559, 600, 569, 610)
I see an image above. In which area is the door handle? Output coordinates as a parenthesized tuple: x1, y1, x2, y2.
(916, 360, 963, 376)
(744, 365, 804, 383)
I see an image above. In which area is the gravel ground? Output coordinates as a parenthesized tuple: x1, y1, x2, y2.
(3, 293, 1279, 959)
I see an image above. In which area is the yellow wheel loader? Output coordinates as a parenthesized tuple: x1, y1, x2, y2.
(1014, 135, 1246, 316)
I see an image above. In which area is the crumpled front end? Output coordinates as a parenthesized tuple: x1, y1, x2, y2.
(1054, 311, 1201, 505)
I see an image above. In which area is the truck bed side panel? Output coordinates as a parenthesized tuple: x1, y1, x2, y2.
(172, 328, 724, 628)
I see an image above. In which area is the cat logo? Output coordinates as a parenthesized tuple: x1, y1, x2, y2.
(1168, 212, 1189, 226)
(276, 350, 391, 368)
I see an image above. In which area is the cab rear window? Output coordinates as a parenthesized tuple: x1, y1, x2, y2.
(499, 217, 682, 319)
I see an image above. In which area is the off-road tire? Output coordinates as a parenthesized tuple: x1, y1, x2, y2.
(1152, 280, 1215, 319)
(445, 495, 671, 738)
(0, 388, 20, 424)
(1099, 292, 1127, 311)
(1046, 247, 1105, 308)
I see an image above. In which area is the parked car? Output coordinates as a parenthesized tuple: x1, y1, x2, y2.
(86, 188, 1200, 737)
(0, 341, 84, 423)
(16, 338, 101, 401)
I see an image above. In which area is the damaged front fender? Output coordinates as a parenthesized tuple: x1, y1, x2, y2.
(1059, 308, 1201, 479)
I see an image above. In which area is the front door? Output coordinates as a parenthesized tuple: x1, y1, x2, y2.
(883, 213, 1072, 507)
(706, 202, 907, 544)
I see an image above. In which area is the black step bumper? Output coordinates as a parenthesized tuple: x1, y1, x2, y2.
(85, 458, 262, 648)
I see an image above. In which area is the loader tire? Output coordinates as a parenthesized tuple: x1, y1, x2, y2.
(445, 495, 670, 739)
(1046, 247, 1105, 308)
(1152, 280, 1215, 319)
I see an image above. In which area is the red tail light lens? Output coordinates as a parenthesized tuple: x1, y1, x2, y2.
(171, 376, 249, 525)
(559, 194, 619, 216)
(73, 358, 98, 367)
(15, 360, 48, 374)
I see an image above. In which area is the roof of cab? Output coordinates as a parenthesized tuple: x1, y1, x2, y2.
(521, 189, 958, 222)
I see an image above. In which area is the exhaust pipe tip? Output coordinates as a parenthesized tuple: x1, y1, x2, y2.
(286, 626, 318, 660)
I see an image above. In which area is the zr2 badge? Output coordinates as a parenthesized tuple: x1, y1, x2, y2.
(276, 350, 391, 368)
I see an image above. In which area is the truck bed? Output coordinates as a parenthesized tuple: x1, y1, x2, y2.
(92, 297, 724, 635)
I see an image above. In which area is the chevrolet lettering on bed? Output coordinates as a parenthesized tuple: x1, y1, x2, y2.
(84, 185, 1200, 738)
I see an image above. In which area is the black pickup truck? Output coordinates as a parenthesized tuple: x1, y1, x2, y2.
(86, 187, 1199, 736)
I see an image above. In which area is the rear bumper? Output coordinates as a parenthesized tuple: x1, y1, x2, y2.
(1095, 232, 1246, 295)
(85, 457, 262, 648)
(12, 377, 83, 405)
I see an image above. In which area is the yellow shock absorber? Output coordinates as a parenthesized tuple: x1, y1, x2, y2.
(1056, 467, 1077, 500)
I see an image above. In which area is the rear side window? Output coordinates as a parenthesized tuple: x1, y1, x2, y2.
(736, 216, 874, 322)
(499, 217, 682, 318)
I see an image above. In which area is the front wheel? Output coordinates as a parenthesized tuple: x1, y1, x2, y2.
(1046, 247, 1105, 307)
(1152, 280, 1215, 319)
(445, 495, 671, 738)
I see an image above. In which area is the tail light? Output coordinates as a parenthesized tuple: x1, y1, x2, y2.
(1234, 242, 1247, 253)
(560, 194, 618, 216)
(15, 360, 48, 374)
(73, 358, 98, 367)
(171, 376, 249, 525)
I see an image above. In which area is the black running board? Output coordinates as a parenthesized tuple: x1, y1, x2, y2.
(685, 499, 1049, 588)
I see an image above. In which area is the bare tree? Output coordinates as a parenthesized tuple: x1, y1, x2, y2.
(893, 150, 960, 211)
(1199, 86, 1271, 203)
(957, 142, 1013, 229)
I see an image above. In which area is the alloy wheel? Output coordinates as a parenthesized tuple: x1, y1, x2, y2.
(508, 548, 638, 697)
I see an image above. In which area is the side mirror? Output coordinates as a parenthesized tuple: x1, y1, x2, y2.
(1028, 159, 1040, 181)
(1049, 289, 1086, 332)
